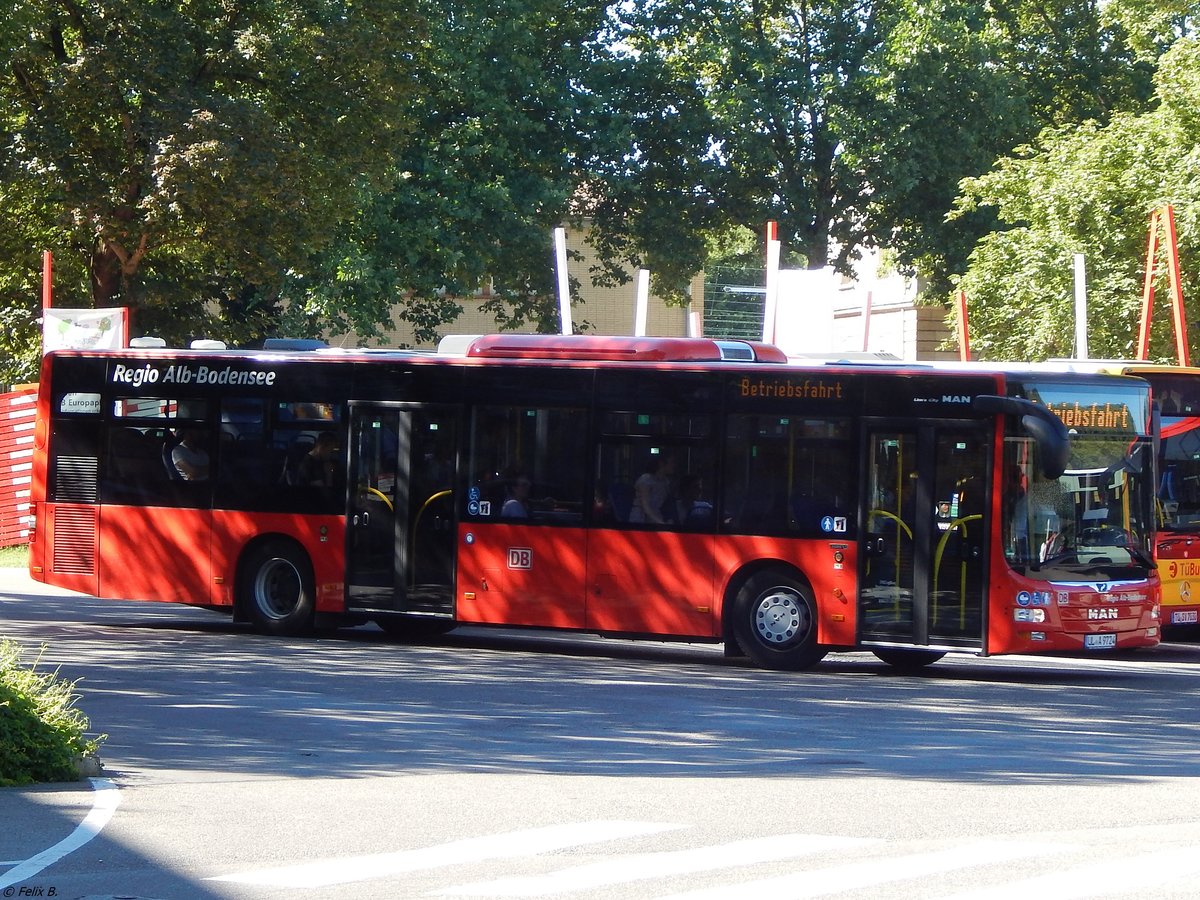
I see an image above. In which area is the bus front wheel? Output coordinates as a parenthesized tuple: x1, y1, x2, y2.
(241, 542, 315, 636)
(730, 570, 827, 671)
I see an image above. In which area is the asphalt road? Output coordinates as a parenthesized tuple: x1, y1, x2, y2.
(2, 569, 1200, 900)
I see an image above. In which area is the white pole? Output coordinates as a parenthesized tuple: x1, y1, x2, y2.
(687, 308, 702, 338)
(634, 269, 650, 336)
(861, 290, 873, 352)
(554, 227, 572, 335)
(762, 239, 781, 343)
(1073, 253, 1088, 360)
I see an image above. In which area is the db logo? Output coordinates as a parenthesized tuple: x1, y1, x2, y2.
(507, 548, 533, 569)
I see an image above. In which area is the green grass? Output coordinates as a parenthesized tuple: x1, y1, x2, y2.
(0, 640, 105, 785)
(0, 543, 28, 568)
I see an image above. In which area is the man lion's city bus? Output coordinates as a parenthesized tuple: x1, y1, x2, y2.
(28, 334, 1160, 670)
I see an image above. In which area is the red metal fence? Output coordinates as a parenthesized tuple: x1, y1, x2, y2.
(0, 387, 36, 546)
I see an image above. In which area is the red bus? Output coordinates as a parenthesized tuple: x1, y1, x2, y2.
(1046, 361, 1200, 634)
(28, 334, 1160, 670)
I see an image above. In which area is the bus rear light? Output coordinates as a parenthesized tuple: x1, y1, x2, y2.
(1014, 608, 1046, 623)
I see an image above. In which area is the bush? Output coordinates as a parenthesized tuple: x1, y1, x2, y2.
(0, 640, 104, 786)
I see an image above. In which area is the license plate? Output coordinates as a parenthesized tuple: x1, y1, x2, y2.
(1084, 633, 1118, 649)
(1172, 610, 1199, 625)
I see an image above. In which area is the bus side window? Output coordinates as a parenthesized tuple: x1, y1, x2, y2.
(466, 405, 587, 523)
(594, 412, 715, 530)
(723, 414, 854, 537)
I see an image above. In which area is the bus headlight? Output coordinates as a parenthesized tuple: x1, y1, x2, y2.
(1014, 608, 1046, 623)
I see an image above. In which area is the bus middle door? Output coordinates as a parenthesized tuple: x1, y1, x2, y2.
(860, 423, 990, 649)
(346, 403, 457, 618)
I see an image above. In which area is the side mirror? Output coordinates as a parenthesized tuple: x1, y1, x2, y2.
(973, 395, 1071, 478)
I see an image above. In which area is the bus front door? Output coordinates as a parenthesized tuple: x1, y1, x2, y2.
(859, 424, 990, 649)
(346, 404, 457, 617)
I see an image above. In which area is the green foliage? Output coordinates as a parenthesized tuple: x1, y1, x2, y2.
(1, 0, 1197, 359)
(0, 0, 425, 345)
(0, 543, 29, 567)
(0, 640, 104, 786)
(952, 34, 1200, 361)
(281, 0, 609, 342)
(602, 0, 882, 278)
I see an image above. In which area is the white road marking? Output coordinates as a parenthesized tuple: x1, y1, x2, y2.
(0, 777, 121, 890)
(209, 820, 681, 889)
(435, 833, 880, 896)
(935, 848, 1200, 899)
(652, 839, 1074, 900)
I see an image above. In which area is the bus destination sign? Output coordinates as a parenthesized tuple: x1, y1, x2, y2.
(111, 362, 278, 389)
(1046, 401, 1132, 431)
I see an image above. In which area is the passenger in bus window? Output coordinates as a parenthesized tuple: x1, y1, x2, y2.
(675, 473, 714, 524)
(171, 428, 210, 481)
(297, 432, 339, 487)
(502, 475, 531, 518)
(630, 454, 674, 524)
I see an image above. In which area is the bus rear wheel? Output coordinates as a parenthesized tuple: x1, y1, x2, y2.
(731, 570, 827, 671)
(241, 541, 315, 636)
(872, 648, 946, 671)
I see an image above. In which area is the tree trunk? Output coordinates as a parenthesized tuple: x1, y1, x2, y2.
(90, 242, 123, 307)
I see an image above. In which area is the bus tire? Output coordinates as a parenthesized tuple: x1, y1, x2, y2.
(241, 541, 315, 636)
(730, 569, 827, 671)
(872, 648, 945, 671)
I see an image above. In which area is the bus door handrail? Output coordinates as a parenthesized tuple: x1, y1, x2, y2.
(867, 508, 912, 612)
(933, 514, 984, 629)
(410, 489, 453, 587)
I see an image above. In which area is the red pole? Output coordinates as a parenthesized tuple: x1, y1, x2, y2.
(956, 290, 971, 361)
(1163, 204, 1190, 366)
(42, 250, 52, 309)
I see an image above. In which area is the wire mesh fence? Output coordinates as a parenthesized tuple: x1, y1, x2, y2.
(703, 264, 766, 340)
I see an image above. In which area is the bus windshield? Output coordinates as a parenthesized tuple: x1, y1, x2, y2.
(1004, 379, 1155, 579)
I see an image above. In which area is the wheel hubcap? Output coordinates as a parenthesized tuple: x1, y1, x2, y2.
(754, 589, 806, 645)
(254, 558, 302, 619)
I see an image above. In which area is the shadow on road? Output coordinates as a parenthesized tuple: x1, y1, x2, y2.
(4, 585, 1200, 786)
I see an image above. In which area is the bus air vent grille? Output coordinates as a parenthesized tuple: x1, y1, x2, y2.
(52, 507, 97, 575)
(52, 456, 99, 503)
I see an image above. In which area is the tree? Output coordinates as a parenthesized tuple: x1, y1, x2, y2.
(0, 0, 425, 344)
(277, 0, 617, 343)
(602, 0, 886, 282)
(951, 37, 1200, 361)
(600, 0, 1163, 302)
